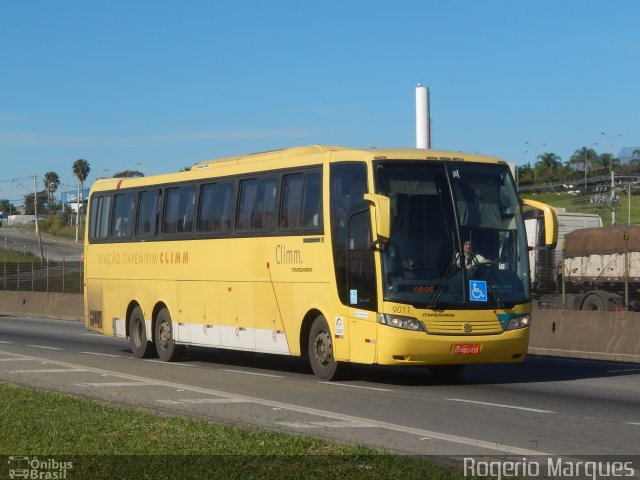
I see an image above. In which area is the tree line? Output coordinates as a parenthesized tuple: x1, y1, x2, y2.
(517, 146, 640, 186)
(1, 159, 145, 216)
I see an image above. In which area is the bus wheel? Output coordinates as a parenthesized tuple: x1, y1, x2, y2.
(154, 307, 185, 362)
(308, 315, 344, 380)
(129, 306, 156, 358)
(428, 364, 465, 380)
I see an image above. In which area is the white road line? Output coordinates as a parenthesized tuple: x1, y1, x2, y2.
(26, 345, 62, 350)
(0, 349, 550, 456)
(0, 358, 34, 362)
(626, 422, 640, 426)
(158, 398, 252, 405)
(11, 368, 90, 373)
(143, 360, 195, 367)
(0, 341, 13, 345)
(280, 420, 375, 429)
(220, 369, 284, 378)
(445, 398, 555, 414)
(317, 382, 392, 392)
(80, 352, 124, 358)
(79, 382, 157, 387)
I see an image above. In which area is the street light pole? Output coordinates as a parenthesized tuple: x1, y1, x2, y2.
(525, 141, 546, 182)
(601, 132, 622, 225)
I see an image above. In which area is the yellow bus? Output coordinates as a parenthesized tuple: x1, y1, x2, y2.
(84, 145, 557, 380)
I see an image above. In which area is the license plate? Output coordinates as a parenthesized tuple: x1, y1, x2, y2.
(452, 344, 480, 354)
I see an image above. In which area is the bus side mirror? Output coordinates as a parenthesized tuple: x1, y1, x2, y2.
(363, 193, 391, 243)
(521, 199, 558, 248)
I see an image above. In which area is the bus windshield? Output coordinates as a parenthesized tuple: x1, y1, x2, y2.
(375, 161, 529, 308)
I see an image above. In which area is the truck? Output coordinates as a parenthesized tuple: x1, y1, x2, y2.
(526, 208, 640, 311)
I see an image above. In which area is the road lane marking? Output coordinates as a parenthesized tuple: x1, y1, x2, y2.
(0, 341, 13, 344)
(80, 352, 124, 358)
(219, 369, 284, 378)
(0, 358, 34, 362)
(143, 360, 195, 367)
(626, 422, 640, 426)
(11, 368, 90, 373)
(157, 398, 251, 405)
(280, 420, 375, 429)
(317, 382, 392, 392)
(79, 382, 158, 387)
(26, 345, 62, 350)
(0, 349, 551, 456)
(445, 398, 555, 414)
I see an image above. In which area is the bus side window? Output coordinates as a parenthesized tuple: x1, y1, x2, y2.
(237, 179, 258, 232)
(89, 195, 112, 241)
(214, 182, 234, 233)
(301, 172, 322, 228)
(163, 186, 195, 234)
(198, 184, 216, 232)
(253, 177, 277, 230)
(280, 174, 303, 229)
(111, 193, 135, 239)
(137, 190, 160, 237)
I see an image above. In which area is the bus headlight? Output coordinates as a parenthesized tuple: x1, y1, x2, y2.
(377, 313, 423, 331)
(505, 315, 531, 331)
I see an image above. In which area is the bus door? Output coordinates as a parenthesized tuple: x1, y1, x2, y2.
(345, 208, 378, 364)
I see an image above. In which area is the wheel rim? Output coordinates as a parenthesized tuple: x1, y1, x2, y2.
(313, 329, 332, 366)
(157, 320, 171, 351)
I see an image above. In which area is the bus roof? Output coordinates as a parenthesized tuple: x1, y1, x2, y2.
(89, 145, 506, 193)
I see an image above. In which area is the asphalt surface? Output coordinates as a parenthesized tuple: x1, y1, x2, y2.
(1, 316, 639, 462)
(0, 227, 83, 261)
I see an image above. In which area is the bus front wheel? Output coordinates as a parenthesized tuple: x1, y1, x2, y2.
(308, 315, 345, 381)
(154, 307, 185, 362)
(129, 306, 156, 358)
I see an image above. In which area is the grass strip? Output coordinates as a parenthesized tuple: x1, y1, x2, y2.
(0, 383, 464, 479)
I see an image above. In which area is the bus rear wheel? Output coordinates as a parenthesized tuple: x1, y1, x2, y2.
(129, 306, 156, 358)
(308, 315, 345, 380)
(154, 307, 185, 362)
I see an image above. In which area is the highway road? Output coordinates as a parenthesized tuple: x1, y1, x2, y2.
(0, 227, 83, 261)
(1, 316, 639, 461)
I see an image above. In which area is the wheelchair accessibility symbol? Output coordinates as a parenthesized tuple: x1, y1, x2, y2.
(469, 280, 488, 302)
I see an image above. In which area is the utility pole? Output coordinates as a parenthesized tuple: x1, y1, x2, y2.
(33, 175, 44, 261)
(611, 170, 616, 225)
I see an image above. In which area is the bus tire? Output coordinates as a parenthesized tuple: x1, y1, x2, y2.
(428, 364, 465, 380)
(129, 306, 156, 358)
(308, 315, 345, 380)
(154, 307, 185, 362)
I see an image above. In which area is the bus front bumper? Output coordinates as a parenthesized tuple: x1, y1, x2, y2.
(375, 325, 529, 366)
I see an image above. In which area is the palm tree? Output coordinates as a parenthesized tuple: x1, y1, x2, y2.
(534, 152, 563, 181)
(72, 159, 91, 214)
(569, 147, 599, 173)
(43, 171, 60, 212)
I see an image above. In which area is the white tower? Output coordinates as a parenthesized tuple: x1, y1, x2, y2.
(415, 83, 430, 149)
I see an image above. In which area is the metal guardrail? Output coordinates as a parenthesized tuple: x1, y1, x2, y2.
(0, 261, 83, 294)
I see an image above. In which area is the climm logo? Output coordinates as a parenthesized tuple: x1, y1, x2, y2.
(160, 251, 189, 264)
(275, 244, 301, 265)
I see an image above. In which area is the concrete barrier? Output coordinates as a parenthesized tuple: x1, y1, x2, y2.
(529, 308, 640, 363)
(0, 291, 82, 321)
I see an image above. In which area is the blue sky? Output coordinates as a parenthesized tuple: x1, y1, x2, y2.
(1, 0, 638, 204)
